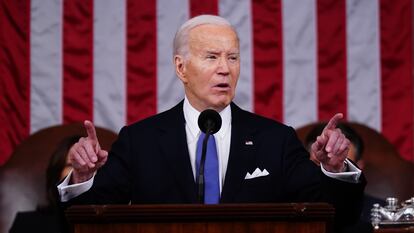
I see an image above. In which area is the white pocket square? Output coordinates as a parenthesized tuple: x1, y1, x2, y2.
(244, 168, 270, 179)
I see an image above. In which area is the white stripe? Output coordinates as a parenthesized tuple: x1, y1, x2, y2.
(282, 0, 318, 128)
(93, 0, 126, 133)
(156, 0, 189, 113)
(30, 0, 63, 134)
(346, 0, 381, 131)
(219, 0, 253, 112)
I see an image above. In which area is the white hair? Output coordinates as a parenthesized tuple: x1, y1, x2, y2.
(173, 15, 238, 59)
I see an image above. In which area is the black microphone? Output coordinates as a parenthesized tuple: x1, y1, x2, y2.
(197, 109, 222, 203)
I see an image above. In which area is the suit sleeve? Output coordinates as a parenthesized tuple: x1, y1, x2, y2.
(64, 126, 133, 206)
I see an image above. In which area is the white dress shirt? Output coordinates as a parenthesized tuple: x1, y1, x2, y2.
(183, 97, 231, 193)
(58, 96, 361, 202)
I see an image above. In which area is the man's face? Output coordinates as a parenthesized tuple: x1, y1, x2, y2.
(175, 24, 240, 112)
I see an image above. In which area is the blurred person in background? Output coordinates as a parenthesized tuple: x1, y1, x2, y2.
(9, 135, 81, 233)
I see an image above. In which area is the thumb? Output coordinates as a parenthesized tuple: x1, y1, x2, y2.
(96, 149, 109, 168)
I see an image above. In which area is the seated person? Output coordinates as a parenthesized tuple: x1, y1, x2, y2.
(58, 15, 366, 231)
(9, 136, 80, 233)
(305, 123, 385, 233)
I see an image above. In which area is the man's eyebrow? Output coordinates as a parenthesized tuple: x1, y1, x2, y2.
(204, 50, 220, 54)
(203, 50, 240, 55)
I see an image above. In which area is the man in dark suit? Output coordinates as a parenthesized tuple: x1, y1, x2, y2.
(58, 15, 365, 229)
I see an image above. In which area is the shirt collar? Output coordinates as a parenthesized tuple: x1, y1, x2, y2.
(183, 96, 231, 142)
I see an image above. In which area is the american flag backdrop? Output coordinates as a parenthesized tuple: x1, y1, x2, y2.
(1, 0, 413, 165)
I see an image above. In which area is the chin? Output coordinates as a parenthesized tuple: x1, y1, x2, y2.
(205, 93, 233, 110)
(210, 100, 231, 111)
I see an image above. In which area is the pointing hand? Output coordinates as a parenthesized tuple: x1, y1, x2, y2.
(68, 120, 108, 183)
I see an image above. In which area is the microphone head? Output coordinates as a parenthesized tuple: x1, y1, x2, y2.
(198, 109, 222, 134)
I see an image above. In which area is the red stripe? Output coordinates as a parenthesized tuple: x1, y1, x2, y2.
(127, 0, 157, 124)
(316, 0, 347, 121)
(252, 0, 283, 121)
(63, 0, 94, 123)
(190, 0, 218, 17)
(0, 0, 30, 165)
(380, 0, 413, 162)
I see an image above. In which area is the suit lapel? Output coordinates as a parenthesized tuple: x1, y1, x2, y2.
(221, 103, 257, 203)
(157, 101, 198, 203)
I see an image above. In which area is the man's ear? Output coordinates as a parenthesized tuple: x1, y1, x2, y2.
(174, 55, 187, 83)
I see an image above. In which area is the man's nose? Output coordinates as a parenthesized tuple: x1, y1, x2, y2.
(217, 57, 230, 75)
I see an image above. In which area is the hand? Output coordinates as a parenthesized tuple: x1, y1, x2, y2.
(68, 120, 108, 183)
(310, 113, 350, 173)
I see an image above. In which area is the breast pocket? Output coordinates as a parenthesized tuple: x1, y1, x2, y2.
(241, 175, 274, 201)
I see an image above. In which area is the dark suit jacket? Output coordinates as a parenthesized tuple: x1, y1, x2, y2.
(10, 207, 68, 233)
(69, 101, 365, 227)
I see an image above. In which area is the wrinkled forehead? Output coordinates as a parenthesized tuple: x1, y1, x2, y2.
(188, 24, 240, 47)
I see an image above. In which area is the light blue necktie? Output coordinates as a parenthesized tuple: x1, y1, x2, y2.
(196, 132, 220, 204)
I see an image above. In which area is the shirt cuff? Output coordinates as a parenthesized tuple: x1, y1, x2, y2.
(57, 169, 95, 202)
(321, 159, 361, 183)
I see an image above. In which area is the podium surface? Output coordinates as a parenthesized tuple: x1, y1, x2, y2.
(66, 203, 334, 233)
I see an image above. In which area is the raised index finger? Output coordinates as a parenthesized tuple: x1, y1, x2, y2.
(84, 120, 98, 142)
(324, 113, 343, 131)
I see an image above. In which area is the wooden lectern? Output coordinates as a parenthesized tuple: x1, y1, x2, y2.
(66, 203, 334, 233)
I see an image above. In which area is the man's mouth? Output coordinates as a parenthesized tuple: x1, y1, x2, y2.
(215, 83, 230, 88)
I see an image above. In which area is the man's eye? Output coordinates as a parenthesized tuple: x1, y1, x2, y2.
(229, 56, 239, 62)
(206, 55, 217, 59)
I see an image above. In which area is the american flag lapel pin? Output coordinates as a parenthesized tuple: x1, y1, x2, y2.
(245, 140, 253, 145)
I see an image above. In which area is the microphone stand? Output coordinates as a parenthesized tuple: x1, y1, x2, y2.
(197, 129, 212, 204)
(196, 109, 221, 204)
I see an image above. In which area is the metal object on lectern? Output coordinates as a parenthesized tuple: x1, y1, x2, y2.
(371, 197, 414, 229)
